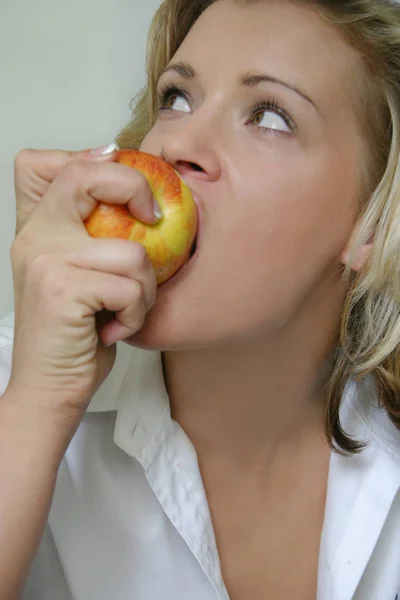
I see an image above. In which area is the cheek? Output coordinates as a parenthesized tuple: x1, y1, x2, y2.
(140, 124, 166, 153)
(139, 134, 155, 154)
(229, 158, 358, 286)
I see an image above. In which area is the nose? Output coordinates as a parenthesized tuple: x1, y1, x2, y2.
(160, 115, 222, 183)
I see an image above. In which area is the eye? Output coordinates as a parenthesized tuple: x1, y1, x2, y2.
(157, 84, 297, 134)
(157, 84, 191, 113)
(249, 101, 295, 134)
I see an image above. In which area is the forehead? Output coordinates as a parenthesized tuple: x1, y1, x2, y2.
(173, 0, 364, 113)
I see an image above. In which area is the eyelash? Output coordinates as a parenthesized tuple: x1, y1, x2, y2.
(156, 83, 297, 134)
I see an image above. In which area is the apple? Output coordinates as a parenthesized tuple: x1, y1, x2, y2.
(84, 150, 198, 284)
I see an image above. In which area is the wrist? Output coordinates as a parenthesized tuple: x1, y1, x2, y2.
(2, 382, 87, 424)
(0, 388, 83, 465)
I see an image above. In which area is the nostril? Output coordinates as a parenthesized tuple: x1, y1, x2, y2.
(176, 160, 204, 173)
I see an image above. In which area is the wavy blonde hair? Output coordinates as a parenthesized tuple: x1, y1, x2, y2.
(116, 0, 400, 454)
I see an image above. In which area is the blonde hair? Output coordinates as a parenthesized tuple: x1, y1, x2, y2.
(116, 0, 400, 454)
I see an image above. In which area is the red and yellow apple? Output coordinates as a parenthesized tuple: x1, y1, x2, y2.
(84, 149, 198, 284)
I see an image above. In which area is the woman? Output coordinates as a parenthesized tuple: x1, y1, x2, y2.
(0, 0, 399, 598)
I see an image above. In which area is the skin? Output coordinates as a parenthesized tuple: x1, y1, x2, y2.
(125, 1, 372, 597)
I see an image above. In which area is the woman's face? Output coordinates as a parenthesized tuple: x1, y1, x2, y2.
(130, 0, 367, 351)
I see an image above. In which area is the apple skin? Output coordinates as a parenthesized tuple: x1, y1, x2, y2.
(84, 150, 198, 285)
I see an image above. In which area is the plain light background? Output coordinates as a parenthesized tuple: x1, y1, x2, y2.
(0, 0, 161, 320)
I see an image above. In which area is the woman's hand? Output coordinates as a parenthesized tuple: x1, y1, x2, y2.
(7, 146, 159, 417)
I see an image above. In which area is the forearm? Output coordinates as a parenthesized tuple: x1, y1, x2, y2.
(0, 393, 80, 600)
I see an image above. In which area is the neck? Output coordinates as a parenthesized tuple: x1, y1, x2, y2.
(163, 294, 343, 466)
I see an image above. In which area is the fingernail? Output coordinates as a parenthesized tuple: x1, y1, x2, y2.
(90, 143, 118, 156)
(153, 199, 163, 220)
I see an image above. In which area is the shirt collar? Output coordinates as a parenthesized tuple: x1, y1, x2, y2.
(318, 377, 400, 600)
(87, 341, 169, 458)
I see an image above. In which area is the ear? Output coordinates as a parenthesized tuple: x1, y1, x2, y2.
(341, 243, 373, 271)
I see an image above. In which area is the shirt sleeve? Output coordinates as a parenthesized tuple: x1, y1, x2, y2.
(0, 313, 14, 396)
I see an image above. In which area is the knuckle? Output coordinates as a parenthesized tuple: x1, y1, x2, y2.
(130, 242, 148, 269)
(14, 148, 34, 176)
(11, 232, 34, 265)
(132, 274, 156, 312)
(118, 282, 147, 332)
(129, 299, 147, 330)
(128, 280, 150, 319)
(11, 244, 70, 312)
(134, 173, 153, 201)
(46, 274, 71, 303)
(33, 257, 72, 305)
(60, 159, 89, 185)
(25, 251, 54, 280)
(128, 279, 144, 303)
(10, 243, 23, 272)
(24, 251, 62, 285)
(10, 238, 23, 264)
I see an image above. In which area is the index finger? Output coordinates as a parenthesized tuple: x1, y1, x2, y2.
(14, 144, 117, 235)
(31, 158, 159, 237)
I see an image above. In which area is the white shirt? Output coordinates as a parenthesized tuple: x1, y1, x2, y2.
(0, 316, 399, 600)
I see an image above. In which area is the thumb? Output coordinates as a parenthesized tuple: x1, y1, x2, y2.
(14, 143, 118, 235)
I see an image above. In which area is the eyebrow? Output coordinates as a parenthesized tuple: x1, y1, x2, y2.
(158, 61, 321, 116)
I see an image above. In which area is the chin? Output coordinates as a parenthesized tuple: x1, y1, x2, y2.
(124, 288, 256, 353)
(124, 263, 204, 351)
(124, 309, 199, 352)
(124, 264, 234, 352)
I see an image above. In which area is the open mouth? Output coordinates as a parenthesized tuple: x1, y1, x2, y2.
(189, 235, 197, 259)
(159, 228, 199, 288)
(188, 198, 200, 260)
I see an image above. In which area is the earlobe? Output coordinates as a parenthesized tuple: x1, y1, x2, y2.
(340, 243, 373, 272)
